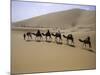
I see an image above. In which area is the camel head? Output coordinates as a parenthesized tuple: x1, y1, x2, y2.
(78, 39, 84, 42)
(42, 33, 45, 36)
(63, 35, 67, 38)
(32, 33, 36, 36)
(51, 33, 55, 36)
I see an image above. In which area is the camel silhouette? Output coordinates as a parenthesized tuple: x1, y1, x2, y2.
(79, 36, 92, 48)
(32, 30, 43, 41)
(42, 30, 52, 41)
(63, 34, 74, 45)
(52, 31, 62, 43)
(24, 32, 32, 40)
(23, 33, 26, 40)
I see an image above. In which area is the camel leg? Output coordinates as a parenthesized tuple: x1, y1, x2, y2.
(46, 36, 47, 41)
(30, 35, 32, 39)
(23, 34, 26, 40)
(28, 35, 29, 40)
(71, 40, 73, 45)
(28, 36, 29, 40)
(58, 38, 60, 42)
(35, 36, 37, 41)
(72, 39, 74, 45)
(60, 37, 62, 43)
(27, 35, 28, 40)
(84, 44, 86, 48)
(55, 37, 57, 42)
(24, 36, 26, 40)
(40, 36, 43, 41)
(89, 42, 92, 48)
(50, 36, 52, 41)
(48, 36, 50, 41)
(59, 37, 61, 43)
(24, 37, 25, 40)
(39, 36, 41, 40)
(67, 39, 69, 44)
(26, 35, 27, 40)
(82, 43, 85, 48)
(67, 39, 68, 44)
(59, 38, 60, 42)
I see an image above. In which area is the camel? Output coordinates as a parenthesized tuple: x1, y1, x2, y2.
(32, 30, 43, 41)
(42, 30, 52, 41)
(63, 34, 74, 45)
(52, 31, 62, 43)
(78, 36, 92, 48)
(24, 32, 32, 40)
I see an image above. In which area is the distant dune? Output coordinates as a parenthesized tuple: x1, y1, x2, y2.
(12, 9, 96, 30)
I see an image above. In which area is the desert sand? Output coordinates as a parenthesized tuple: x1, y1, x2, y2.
(11, 9, 96, 74)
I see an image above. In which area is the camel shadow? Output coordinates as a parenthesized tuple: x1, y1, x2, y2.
(25, 39, 41, 42)
(35, 40, 42, 42)
(56, 41, 63, 45)
(45, 40, 52, 43)
(26, 39, 32, 42)
(67, 44, 75, 47)
(82, 48, 96, 53)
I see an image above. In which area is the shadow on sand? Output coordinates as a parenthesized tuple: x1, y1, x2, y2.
(35, 40, 42, 42)
(25, 39, 42, 42)
(82, 48, 96, 53)
(45, 40, 52, 43)
(67, 44, 75, 47)
(26, 39, 32, 42)
(56, 41, 63, 45)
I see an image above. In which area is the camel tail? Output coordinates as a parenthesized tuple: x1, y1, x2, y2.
(78, 39, 84, 42)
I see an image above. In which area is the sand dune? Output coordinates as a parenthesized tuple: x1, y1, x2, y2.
(12, 9, 96, 30)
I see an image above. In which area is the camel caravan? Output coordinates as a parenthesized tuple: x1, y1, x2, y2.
(23, 29, 92, 48)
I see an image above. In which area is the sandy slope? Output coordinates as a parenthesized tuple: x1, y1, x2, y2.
(12, 9, 96, 29)
(11, 30, 96, 74)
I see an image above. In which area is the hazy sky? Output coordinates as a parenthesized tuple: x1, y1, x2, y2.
(12, 0, 96, 22)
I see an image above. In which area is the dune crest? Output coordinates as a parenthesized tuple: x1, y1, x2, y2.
(12, 9, 96, 30)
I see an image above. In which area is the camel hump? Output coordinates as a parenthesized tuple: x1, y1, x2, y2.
(68, 34, 73, 37)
